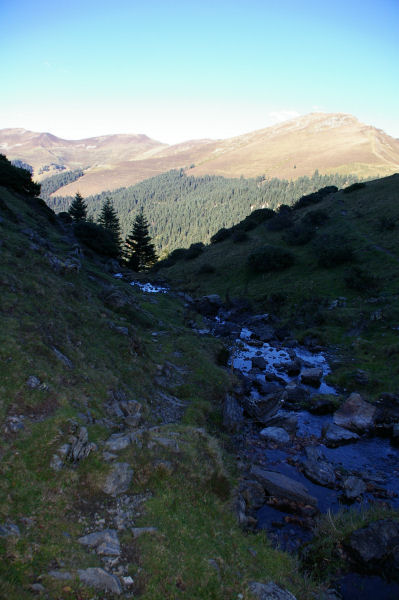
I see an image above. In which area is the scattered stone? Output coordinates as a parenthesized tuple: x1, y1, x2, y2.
(68, 427, 97, 462)
(102, 287, 134, 309)
(78, 529, 120, 556)
(223, 394, 244, 432)
(78, 567, 122, 595)
(30, 583, 46, 593)
(122, 575, 134, 586)
(248, 580, 297, 600)
(131, 527, 158, 538)
(51, 346, 73, 369)
(250, 466, 318, 506)
(50, 454, 64, 471)
(105, 432, 134, 452)
(300, 368, 323, 387)
(302, 447, 336, 488)
(26, 375, 41, 389)
(4, 415, 25, 433)
(103, 462, 133, 496)
(0, 522, 20, 537)
(260, 427, 290, 445)
(48, 570, 72, 580)
(323, 423, 360, 448)
(342, 476, 366, 500)
(241, 480, 266, 510)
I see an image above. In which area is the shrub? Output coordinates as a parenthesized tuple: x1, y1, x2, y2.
(285, 224, 315, 246)
(344, 266, 381, 292)
(267, 213, 293, 231)
(343, 182, 366, 194)
(74, 221, 120, 258)
(210, 227, 231, 244)
(247, 245, 295, 273)
(292, 186, 338, 210)
(378, 216, 396, 231)
(232, 230, 248, 243)
(303, 209, 329, 226)
(314, 235, 355, 268)
(168, 248, 188, 261)
(184, 242, 204, 260)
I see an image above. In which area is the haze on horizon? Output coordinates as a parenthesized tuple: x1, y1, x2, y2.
(1, 0, 398, 144)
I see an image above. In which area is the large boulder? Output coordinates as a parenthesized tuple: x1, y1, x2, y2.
(242, 392, 282, 424)
(333, 393, 376, 433)
(345, 519, 399, 577)
(222, 395, 244, 433)
(302, 447, 336, 488)
(250, 465, 317, 506)
(78, 568, 122, 595)
(248, 581, 297, 600)
(300, 368, 323, 387)
(260, 427, 290, 445)
(194, 294, 223, 317)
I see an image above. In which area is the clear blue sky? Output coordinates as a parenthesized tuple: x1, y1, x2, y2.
(1, 0, 398, 143)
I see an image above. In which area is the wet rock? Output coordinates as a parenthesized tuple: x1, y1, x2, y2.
(213, 322, 240, 337)
(248, 580, 297, 600)
(249, 324, 276, 343)
(281, 359, 302, 376)
(103, 462, 133, 496)
(333, 393, 376, 433)
(260, 427, 290, 445)
(252, 356, 267, 370)
(241, 480, 266, 510)
(194, 294, 223, 317)
(264, 411, 298, 435)
(342, 475, 366, 500)
(346, 519, 399, 574)
(282, 383, 310, 408)
(300, 367, 323, 387)
(250, 465, 318, 506)
(323, 423, 360, 448)
(78, 567, 122, 595)
(78, 529, 120, 556)
(68, 427, 97, 462)
(242, 392, 282, 424)
(307, 394, 338, 415)
(0, 522, 20, 537)
(222, 394, 244, 433)
(302, 447, 336, 488)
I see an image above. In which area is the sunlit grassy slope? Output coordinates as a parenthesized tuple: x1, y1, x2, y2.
(158, 174, 399, 395)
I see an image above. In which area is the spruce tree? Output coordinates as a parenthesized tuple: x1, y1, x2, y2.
(68, 192, 87, 222)
(124, 209, 157, 271)
(98, 197, 122, 257)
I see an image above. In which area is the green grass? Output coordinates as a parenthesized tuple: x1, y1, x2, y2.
(158, 174, 399, 396)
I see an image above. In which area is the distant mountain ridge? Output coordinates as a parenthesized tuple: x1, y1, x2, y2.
(1, 113, 399, 195)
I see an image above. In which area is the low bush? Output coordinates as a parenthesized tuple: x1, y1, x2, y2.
(302, 209, 329, 226)
(343, 182, 366, 194)
(184, 242, 204, 260)
(232, 230, 249, 243)
(267, 213, 293, 231)
(314, 235, 355, 268)
(378, 215, 396, 231)
(292, 186, 338, 210)
(247, 245, 295, 273)
(210, 227, 231, 244)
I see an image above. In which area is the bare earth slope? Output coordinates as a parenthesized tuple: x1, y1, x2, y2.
(1, 113, 398, 196)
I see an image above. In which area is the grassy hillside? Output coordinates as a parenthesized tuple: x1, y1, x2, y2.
(0, 167, 318, 597)
(157, 174, 399, 396)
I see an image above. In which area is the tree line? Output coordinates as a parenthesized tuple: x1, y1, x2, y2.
(46, 169, 361, 255)
(67, 193, 157, 270)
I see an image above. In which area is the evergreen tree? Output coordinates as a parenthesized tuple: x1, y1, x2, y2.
(68, 192, 87, 222)
(98, 197, 122, 257)
(124, 209, 157, 271)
